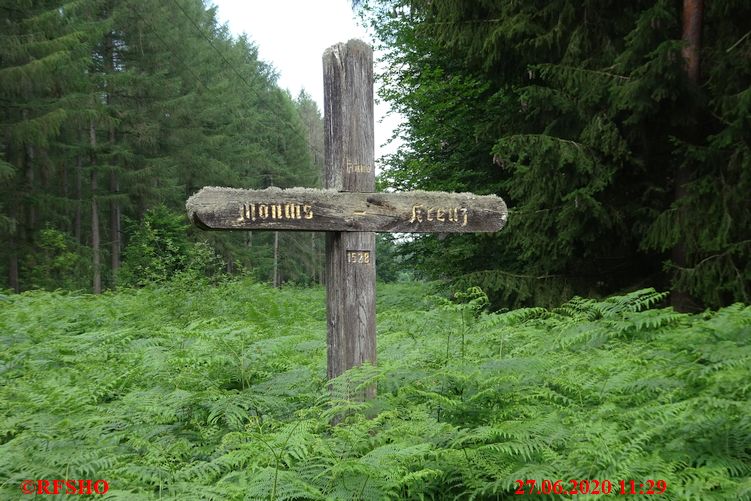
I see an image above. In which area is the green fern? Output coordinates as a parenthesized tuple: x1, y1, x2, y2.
(1, 280, 749, 499)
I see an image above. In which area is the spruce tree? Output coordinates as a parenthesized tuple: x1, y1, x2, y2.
(1, 0, 329, 291)
(360, 0, 750, 309)
(0, 0, 94, 291)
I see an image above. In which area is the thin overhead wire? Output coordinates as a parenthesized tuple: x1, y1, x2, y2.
(131, 8, 278, 135)
(167, 0, 324, 160)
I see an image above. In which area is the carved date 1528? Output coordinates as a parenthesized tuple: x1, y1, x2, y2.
(347, 251, 371, 265)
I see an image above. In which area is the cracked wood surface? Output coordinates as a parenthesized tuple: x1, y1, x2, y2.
(186, 187, 507, 233)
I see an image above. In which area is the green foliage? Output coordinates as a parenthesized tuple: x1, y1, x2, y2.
(0, 0, 324, 293)
(376, 234, 413, 283)
(1, 281, 749, 499)
(22, 228, 91, 290)
(359, 0, 751, 309)
(119, 206, 225, 286)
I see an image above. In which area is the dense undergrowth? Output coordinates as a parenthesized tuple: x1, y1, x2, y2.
(0, 279, 749, 500)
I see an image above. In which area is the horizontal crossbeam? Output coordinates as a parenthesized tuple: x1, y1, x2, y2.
(187, 186, 507, 233)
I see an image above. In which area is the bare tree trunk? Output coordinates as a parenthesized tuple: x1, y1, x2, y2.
(5, 139, 19, 292)
(246, 231, 253, 269)
(106, 33, 121, 283)
(682, 0, 702, 82)
(92, 173, 101, 293)
(672, 0, 703, 311)
(24, 115, 36, 232)
(60, 154, 71, 237)
(13, 114, 36, 292)
(8, 201, 19, 292)
(75, 155, 82, 243)
(90, 121, 101, 294)
(8, 249, 19, 292)
(273, 231, 279, 288)
(109, 152, 120, 280)
(62, 158, 68, 218)
(310, 232, 316, 284)
(25, 151, 34, 230)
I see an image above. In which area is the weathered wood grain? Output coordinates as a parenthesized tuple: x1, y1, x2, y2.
(324, 39, 376, 394)
(186, 186, 508, 233)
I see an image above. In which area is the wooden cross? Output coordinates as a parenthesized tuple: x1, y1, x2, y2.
(186, 40, 507, 392)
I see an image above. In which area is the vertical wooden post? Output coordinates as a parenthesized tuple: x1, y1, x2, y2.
(323, 40, 376, 392)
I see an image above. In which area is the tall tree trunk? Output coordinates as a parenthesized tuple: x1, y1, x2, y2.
(245, 231, 252, 272)
(91, 173, 101, 293)
(105, 32, 121, 283)
(25, 148, 34, 231)
(8, 247, 19, 292)
(682, 0, 702, 82)
(22, 110, 35, 232)
(273, 231, 279, 288)
(12, 111, 36, 292)
(310, 232, 316, 284)
(109, 147, 120, 280)
(8, 200, 19, 292)
(4, 139, 19, 292)
(62, 159, 68, 202)
(75, 155, 82, 243)
(90, 121, 101, 294)
(21, 110, 36, 267)
(672, 0, 703, 311)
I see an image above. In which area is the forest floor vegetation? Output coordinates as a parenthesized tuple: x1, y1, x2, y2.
(1, 280, 749, 499)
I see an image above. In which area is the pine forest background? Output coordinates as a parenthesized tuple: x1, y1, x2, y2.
(361, 0, 750, 311)
(2, 0, 327, 293)
(2, 0, 750, 312)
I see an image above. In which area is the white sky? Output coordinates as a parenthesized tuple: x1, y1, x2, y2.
(210, 0, 403, 164)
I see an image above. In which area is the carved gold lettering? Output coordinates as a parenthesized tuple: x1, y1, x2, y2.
(410, 205, 424, 223)
(347, 250, 371, 265)
(240, 203, 255, 222)
(346, 161, 372, 173)
(409, 205, 468, 226)
(270, 204, 283, 219)
(241, 202, 311, 222)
